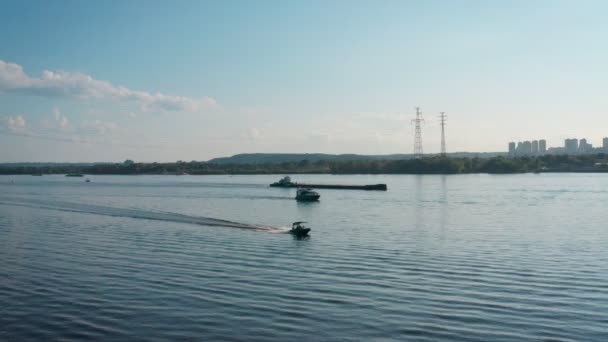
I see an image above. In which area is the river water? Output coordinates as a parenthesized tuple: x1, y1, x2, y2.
(1, 174, 607, 341)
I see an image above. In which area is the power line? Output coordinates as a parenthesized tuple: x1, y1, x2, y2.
(411, 107, 424, 158)
(439, 112, 447, 156)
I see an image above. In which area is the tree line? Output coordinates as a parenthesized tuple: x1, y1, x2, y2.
(1, 154, 607, 175)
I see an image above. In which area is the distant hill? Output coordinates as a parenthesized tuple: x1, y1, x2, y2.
(207, 152, 506, 165)
(207, 153, 412, 165)
(0, 162, 109, 167)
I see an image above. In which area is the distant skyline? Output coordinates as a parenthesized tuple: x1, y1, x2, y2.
(1, 0, 608, 162)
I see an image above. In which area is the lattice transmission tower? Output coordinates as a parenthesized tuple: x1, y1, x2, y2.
(412, 107, 425, 158)
(439, 112, 447, 156)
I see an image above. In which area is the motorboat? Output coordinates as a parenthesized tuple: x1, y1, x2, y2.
(290, 221, 311, 237)
(295, 188, 320, 201)
(65, 173, 84, 177)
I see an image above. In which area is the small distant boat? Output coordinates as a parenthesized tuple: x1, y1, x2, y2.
(85, 179, 91, 183)
(290, 221, 311, 237)
(295, 188, 320, 201)
(66, 173, 84, 177)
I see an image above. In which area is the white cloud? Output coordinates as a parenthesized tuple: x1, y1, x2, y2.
(81, 120, 119, 135)
(52, 107, 70, 130)
(39, 107, 71, 133)
(2, 114, 26, 132)
(0, 60, 216, 112)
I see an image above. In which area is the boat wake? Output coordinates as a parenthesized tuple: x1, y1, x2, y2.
(0, 197, 282, 232)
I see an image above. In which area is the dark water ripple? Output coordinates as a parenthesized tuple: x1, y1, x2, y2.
(1, 174, 608, 341)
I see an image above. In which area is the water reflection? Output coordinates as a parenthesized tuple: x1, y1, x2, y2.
(292, 235, 310, 241)
(439, 175, 449, 244)
(414, 175, 424, 225)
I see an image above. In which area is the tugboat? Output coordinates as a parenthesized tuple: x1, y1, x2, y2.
(271, 176, 294, 187)
(290, 221, 311, 237)
(295, 188, 320, 201)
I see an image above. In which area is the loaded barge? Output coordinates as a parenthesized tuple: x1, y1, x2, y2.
(270, 176, 387, 191)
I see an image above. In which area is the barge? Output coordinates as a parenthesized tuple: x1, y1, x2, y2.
(270, 176, 387, 191)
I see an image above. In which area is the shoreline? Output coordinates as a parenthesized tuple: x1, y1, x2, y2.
(2, 154, 608, 176)
(2, 170, 608, 176)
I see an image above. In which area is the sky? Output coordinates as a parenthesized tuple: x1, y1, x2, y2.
(1, 0, 607, 162)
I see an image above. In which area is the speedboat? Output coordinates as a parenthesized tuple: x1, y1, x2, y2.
(295, 188, 320, 201)
(290, 221, 311, 237)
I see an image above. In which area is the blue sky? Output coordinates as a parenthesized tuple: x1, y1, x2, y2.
(1, 0, 607, 162)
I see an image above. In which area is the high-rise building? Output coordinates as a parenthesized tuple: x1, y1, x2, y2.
(531, 140, 539, 154)
(603, 137, 608, 150)
(565, 138, 579, 154)
(508, 142, 516, 155)
(539, 140, 547, 154)
(516, 142, 523, 154)
(579, 139, 592, 153)
(522, 141, 532, 155)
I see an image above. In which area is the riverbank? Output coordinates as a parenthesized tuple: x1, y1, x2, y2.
(2, 154, 608, 175)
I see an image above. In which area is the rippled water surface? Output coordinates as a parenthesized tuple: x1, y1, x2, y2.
(1, 174, 608, 341)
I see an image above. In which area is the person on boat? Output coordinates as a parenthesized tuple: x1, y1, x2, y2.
(290, 221, 311, 237)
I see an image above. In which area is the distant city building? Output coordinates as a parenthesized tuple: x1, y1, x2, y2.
(509, 139, 549, 156)
(547, 147, 565, 155)
(522, 141, 532, 155)
(539, 140, 547, 154)
(531, 140, 539, 154)
(516, 142, 523, 154)
(565, 138, 579, 154)
(508, 142, 516, 155)
(508, 138, 607, 155)
(579, 138, 592, 153)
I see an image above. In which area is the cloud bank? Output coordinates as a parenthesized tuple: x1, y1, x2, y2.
(1, 114, 26, 132)
(0, 60, 216, 112)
